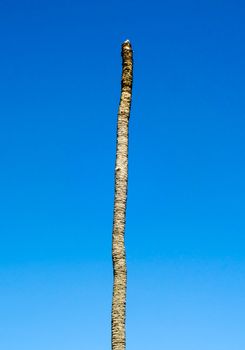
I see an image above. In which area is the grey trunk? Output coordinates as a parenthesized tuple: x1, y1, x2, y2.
(111, 40, 133, 350)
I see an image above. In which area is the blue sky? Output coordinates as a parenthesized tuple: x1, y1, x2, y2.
(0, 0, 245, 349)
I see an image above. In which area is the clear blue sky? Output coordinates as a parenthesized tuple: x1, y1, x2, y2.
(0, 0, 245, 349)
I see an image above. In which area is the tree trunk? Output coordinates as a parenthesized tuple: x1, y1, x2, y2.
(111, 40, 133, 350)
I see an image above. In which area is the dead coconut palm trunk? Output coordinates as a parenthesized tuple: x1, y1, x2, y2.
(111, 40, 133, 350)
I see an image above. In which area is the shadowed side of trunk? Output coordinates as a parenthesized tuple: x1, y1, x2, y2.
(111, 40, 133, 350)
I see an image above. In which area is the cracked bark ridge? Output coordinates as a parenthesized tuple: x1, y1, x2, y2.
(111, 40, 133, 350)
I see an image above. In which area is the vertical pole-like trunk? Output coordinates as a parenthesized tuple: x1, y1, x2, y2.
(111, 40, 133, 350)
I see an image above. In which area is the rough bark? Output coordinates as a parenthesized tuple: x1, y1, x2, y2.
(111, 40, 133, 350)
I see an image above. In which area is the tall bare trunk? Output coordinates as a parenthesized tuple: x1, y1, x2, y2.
(111, 40, 133, 350)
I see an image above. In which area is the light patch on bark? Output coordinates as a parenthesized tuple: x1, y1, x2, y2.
(111, 40, 133, 350)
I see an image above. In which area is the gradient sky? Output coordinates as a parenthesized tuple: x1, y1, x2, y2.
(0, 0, 245, 349)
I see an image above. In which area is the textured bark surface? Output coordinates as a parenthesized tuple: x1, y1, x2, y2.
(111, 40, 133, 350)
